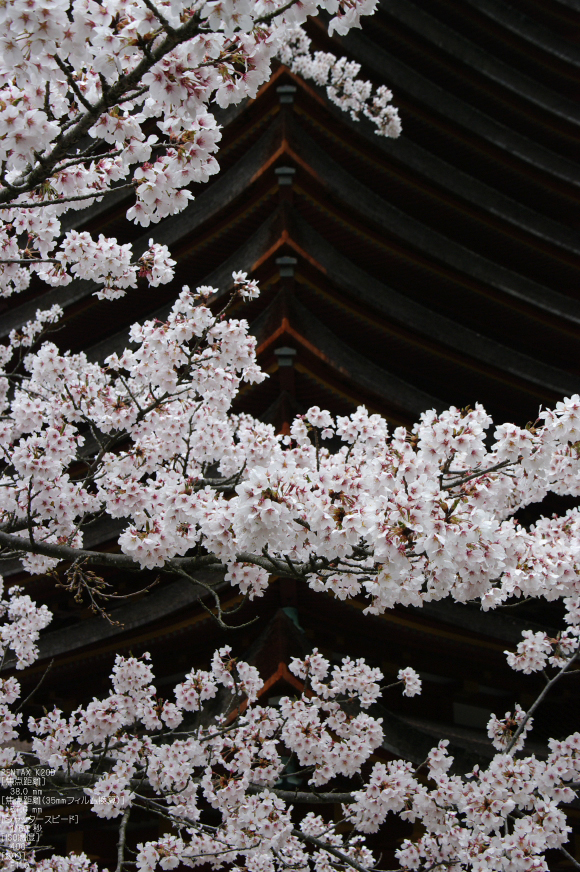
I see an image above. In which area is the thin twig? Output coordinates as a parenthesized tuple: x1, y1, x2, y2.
(507, 650, 579, 754)
(254, 0, 300, 25)
(140, 0, 177, 34)
(54, 54, 95, 111)
(15, 660, 54, 713)
(292, 828, 373, 872)
(0, 183, 135, 209)
(168, 561, 258, 630)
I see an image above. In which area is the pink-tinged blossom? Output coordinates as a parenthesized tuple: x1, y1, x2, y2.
(0, 0, 394, 298)
(0, 581, 52, 669)
(1, 640, 577, 870)
(487, 704, 532, 752)
(505, 630, 553, 674)
(0, 4, 580, 862)
(398, 666, 422, 697)
(4, 305, 580, 622)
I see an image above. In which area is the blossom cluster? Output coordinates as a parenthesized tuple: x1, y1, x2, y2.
(20, 649, 392, 862)
(0, 0, 397, 298)
(397, 666, 422, 697)
(0, 4, 578, 870)
(1, 280, 580, 629)
(0, 580, 52, 672)
(506, 627, 580, 674)
(0, 638, 575, 872)
(279, 27, 402, 137)
(4, 287, 578, 866)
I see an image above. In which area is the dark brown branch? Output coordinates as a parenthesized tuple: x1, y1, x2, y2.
(506, 650, 579, 754)
(559, 846, 580, 871)
(0, 258, 60, 264)
(0, 13, 205, 205)
(442, 459, 513, 490)
(139, 0, 177, 35)
(115, 808, 131, 872)
(292, 828, 374, 872)
(0, 529, 222, 572)
(0, 183, 136, 209)
(0, 529, 345, 581)
(271, 788, 354, 804)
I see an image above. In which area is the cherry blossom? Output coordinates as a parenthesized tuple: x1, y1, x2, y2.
(0, 581, 52, 670)
(0, 627, 576, 871)
(397, 667, 422, 698)
(0, 2, 579, 868)
(5, 314, 580, 623)
(0, 0, 400, 299)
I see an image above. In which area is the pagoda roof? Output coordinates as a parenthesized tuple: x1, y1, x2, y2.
(1, 11, 579, 861)
(3, 4, 579, 425)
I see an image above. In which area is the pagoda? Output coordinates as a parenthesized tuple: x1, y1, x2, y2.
(1, 0, 579, 865)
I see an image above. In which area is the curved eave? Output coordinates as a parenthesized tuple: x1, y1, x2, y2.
(464, 0, 580, 67)
(382, 0, 580, 126)
(293, 87, 580, 258)
(81, 204, 578, 426)
(287, 121, 580, 323)
(286, 215, 579, 396)
(336, 25, 580, 186)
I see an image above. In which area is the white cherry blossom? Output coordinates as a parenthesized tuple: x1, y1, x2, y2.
(0, 2, 579, 868)
(0, 0, 399, 298)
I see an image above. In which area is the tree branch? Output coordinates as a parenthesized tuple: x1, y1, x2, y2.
(15, 659, 53, 713)
(115, 807, 131, 872)
(54, 54, 95, 112)
(0, 183, 136, 209)
(168, 561, 258, 629)
(255, 786, 354, 804)
(559, 846, 580, 871)
(0, 529, 330, 580)
(507, 650, 579, 754)
(139, 0, 177, 35)
(0, 258, 60, 264)
(254, 0, 301, 26)
(292, 829, 374, 872)
(0, 529, 221, 572)
(441, 459, 513, 490)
